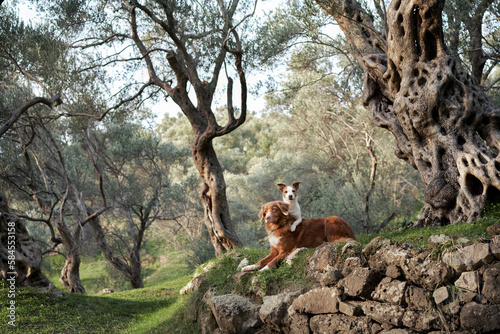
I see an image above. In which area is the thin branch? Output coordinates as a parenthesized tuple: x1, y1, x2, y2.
(0, 46, 52, 95)
(64, 81, 154, 120)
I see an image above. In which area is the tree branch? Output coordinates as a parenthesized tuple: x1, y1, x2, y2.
(0, 94, 62, 139)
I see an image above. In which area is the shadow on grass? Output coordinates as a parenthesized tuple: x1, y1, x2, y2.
(0, 285, 184, 334)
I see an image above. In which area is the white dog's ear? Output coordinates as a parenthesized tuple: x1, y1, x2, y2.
(278, 202, 290, 216)
(277, 183, 286, 192)
(292, 182, 300, 190)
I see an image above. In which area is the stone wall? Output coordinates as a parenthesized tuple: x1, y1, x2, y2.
(189, 228, 500, 334)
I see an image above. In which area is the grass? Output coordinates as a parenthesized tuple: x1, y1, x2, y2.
(358, 205, 500, 249)
(0, 275, 198, 334)
(1, 205, 499, 334)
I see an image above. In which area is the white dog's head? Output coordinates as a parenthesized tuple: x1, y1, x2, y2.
(277, 182, 300, 202)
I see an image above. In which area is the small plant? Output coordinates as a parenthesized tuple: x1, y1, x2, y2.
(398, 219, 413, 229)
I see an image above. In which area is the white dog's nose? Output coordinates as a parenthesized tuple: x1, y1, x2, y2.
(288, 194, 294, 200)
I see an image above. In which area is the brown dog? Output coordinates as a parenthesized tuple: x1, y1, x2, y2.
(241, 201, 356, 272)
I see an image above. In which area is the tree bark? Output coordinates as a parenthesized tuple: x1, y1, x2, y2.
(316, 0, 500, 225)
(53, 211, 86, 293)
(361, 139, 377, 232)
(0, 192, 60, 293)
(193, 141, 242, 256)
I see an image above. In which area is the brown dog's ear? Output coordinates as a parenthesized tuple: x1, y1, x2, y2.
(258, 205, 266, 222)
(292, 182, 300, 190)
(277, 202, 290, 216)
(277, 183, 286, 192)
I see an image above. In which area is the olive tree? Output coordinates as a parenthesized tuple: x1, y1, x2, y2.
(315, 0, 500, 225)
(57, 0, 259, 255)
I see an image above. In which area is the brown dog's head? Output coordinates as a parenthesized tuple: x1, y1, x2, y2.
(277, 182, 300, 201)
(259, 201, 289, 224)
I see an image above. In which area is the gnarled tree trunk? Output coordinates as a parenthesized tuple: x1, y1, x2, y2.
(316, 0, 500, 225)
(193, 140, 242, 256)
(0, 192, 60, 293)
(53, 212, 86, 294)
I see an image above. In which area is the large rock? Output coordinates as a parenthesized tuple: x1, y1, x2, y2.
(404, 284, 432, 310)
(340, 267, 382, 298)
(259, 289, 302, 330)
(460, 302, 500, 332)
(455, 271, 481, 292)
(316, 266, 343, 287)
(338, 300, 362, 316)
(289, 287, 341, 315)
(371, 277, 407, 306)
(283, 313, 310, 334)
(309, 314, 372, 334)
(491, 236, 500, 259)
(428, 234, 451, 249)
(307, 244, 340, 273)
(367, 243, 412, 273)
(482, 266, 500, 304)
(180, 273, 207, 295)
(209, 294, 263, 334)
(487, 223, 500, 237)
(401, 257, 454, 290)
(199, 308, 218, 334)
(402, 309, 439, 331)
(442, 243, 493, 272)
(433, 286, 450, 305)
(362, 236, 391, 257)
(360, 300, 405, 326)
(342, 256, 366, 276)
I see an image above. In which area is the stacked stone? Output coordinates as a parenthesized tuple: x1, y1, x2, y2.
(187, 225, 500, 334)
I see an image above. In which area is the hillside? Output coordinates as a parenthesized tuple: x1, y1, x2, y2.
(1, 208, 499, 333)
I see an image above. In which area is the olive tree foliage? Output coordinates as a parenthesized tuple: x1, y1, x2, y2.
(441, 0, 500, 87)
(314, 0, 500, 225)
(44, 0, 260, 256)
(221, 108, 422, 236)
(249, 0, 364, 100)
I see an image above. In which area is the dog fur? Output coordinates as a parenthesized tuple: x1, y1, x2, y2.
(277, 182, 302, 232)
(241, 201, 356, 272)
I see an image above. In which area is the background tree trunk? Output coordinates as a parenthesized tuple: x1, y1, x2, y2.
(316, 0, 500, 225)
(193, 141, 242, 256)
(53, 212, 86, 293)
(0, 192, 60, 293)
(89, 214, 144, 289)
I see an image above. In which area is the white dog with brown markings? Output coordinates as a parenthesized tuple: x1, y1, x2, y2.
(277, 182, 302, 232)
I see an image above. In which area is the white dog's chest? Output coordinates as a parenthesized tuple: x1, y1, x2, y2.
(287, 202, 301, 219)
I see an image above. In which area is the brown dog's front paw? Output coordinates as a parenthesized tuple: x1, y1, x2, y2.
(241, 264, 261, 272)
